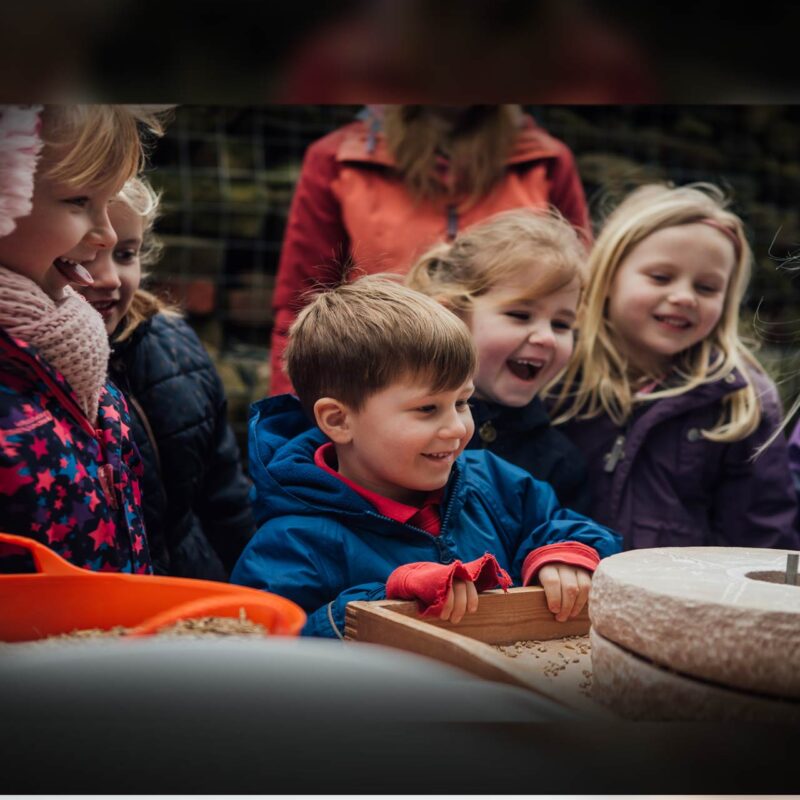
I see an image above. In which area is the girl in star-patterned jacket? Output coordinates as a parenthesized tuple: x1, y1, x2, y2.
(0, 105, 166, 573)
(77, 177, 255, 580)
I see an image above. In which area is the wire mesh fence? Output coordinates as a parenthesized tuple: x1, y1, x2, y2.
(145, 105, 800, 443)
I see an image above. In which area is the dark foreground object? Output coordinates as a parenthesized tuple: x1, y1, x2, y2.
(1, 637, 795, 793)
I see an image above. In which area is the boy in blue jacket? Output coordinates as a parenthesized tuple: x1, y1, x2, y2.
(231, 276, 621, 638)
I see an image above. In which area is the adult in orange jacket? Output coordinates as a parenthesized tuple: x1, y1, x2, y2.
(269, 105, 589, 395)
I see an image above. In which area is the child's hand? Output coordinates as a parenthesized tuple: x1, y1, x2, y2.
(440, 578, 479, 623)
(538, 564, 592, 622)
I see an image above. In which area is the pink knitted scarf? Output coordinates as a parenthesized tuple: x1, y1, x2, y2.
(0, 266, 109, 423)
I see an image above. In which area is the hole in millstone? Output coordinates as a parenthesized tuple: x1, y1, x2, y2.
(745, 570, 800, 586)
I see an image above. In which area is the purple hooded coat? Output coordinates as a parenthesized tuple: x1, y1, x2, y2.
(788, 417, 800, 503)
(560, 366, 799, 550)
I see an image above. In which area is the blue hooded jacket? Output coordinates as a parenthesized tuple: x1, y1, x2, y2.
(231, 395, 622, 638)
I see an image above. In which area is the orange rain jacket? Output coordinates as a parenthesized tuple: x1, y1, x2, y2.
(269, 112, 589, 394)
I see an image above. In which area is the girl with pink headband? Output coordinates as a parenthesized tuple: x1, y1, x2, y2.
(0, 105, 166, 573)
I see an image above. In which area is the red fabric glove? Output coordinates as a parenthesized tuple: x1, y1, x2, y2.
(521, 541, 600, 587)
(386, 553, 512, 617)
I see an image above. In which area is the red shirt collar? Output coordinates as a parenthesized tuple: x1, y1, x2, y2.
(314, 442, 442, 524)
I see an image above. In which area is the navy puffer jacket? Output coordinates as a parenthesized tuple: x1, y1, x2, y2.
(109, 313, 255, 579)
(466, 397, 591, 514)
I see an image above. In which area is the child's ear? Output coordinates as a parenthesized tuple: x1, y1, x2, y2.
(436, 294, 468, 322)
(314, 397, 353, 444)
(434, 294, 456, 312)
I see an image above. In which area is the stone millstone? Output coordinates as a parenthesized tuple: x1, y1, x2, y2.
(590, 628, 800, 722)
(589, 547, 800, 699)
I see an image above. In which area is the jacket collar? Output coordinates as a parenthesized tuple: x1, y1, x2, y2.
(249, 393, 465, 535)
(470, 396, 551, 434)
(0, 328, 97, 437)
(110, 316, 153, 360)
(335, 112, 563, 169)
(632, 366, 749, 429)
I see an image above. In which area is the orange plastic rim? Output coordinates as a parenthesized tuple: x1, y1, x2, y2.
(0, 532, 306, 642)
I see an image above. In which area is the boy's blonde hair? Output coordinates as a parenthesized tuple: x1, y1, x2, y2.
(550, 182, 764, 443)
(111, 175, 180, 344)
(39, 105, 169, 189)
(286, 275, 476, 418)
(405, 208, 586, 314)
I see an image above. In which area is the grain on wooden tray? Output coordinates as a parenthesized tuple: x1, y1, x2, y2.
(28, 608, 268, 642)
(493, 634, 593, 696)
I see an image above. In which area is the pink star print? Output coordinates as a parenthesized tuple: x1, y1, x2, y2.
(52, 419, 72, 446)
(35, 469, 55, 493)
(46, 522, 72, 544)
(100, 404, 120, 422)
(88, 518, 116, 550)
(87, 490, 101, 511)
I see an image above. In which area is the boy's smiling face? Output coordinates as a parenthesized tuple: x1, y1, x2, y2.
(319, 375, 476, 507)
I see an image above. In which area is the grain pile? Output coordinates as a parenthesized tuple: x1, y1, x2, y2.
(154, 614, 268, 637)
(494, 634, 592, 695)
(47, 625, 131, 639)
(23, 608, 269, 643)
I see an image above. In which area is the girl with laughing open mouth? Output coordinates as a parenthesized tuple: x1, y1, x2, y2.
(0, 105, 167, 573)
(406, 208, 591, 514)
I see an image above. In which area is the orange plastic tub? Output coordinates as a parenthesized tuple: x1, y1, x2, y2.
(0, 532, 306, 641)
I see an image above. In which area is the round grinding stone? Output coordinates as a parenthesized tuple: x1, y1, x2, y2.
(590, 627, 800, 722)
(589, 547, 800, 699)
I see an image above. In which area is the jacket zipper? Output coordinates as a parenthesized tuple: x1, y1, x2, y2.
(446, 204, 458, 240)
(603, 434, 626, 473)
(365, 511, 442, 541)
(363, 468, 462, 561)
(6, 343, 97, 439)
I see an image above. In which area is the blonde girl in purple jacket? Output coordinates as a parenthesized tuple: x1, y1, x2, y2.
(549, 183, 798, 550)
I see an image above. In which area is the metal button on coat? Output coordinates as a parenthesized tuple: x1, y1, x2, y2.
(479, 421, 497, 443)
(687, 428, 701, 441)
(724, 373, 736, 384)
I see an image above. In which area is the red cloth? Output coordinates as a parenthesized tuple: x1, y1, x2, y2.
(521, 541, 600, 587)
(313, 443, 442, 534)
(269, 113, 590, 395)
(386, 554, 512, 617)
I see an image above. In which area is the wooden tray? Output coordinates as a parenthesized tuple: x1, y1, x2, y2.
(346, 586, 610, 717)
